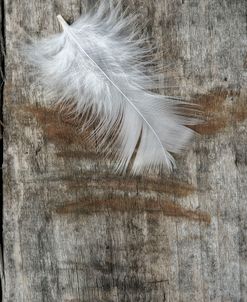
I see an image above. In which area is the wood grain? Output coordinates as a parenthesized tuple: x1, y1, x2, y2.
(2, 0, 247, 301)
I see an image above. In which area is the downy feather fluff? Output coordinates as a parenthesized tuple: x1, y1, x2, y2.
(25, 1, 195, 174)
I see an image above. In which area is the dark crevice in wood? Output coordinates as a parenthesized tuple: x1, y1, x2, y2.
(0, 0, 5, 299)
(79, 1, 82, 15)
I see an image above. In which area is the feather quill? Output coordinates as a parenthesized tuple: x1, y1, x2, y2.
(24, 1, 196, 174)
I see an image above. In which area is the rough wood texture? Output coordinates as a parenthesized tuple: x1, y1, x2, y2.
(2, 0, 247, 301)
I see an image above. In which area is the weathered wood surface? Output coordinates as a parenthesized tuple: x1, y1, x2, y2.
(2, 0, 247, 301)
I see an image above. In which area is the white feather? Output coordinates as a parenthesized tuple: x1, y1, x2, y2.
(24, 1, 196, 174)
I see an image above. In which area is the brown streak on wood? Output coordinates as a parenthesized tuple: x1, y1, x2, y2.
(24, 105, 90, 145)
(192, 88, 247, 135)
(55, 198, 211, 224)
(20, 105, 101, 160)
(65, 175, 196, 198)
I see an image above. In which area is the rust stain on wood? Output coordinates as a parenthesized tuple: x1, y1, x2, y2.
(21, 105, 100, 159)
(192, 88, 247, 135)
(65, 174, 196, 198)
(55, 198, 211, 224)
(24, 105, 89, 145)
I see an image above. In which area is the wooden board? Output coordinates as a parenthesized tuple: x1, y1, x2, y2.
(2, 0, 247, 301)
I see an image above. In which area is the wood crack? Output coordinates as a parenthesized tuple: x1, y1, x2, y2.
(0, 0, 5, 298)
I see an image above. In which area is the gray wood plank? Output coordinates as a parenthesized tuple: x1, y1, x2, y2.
(2, 0, 247, 301)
